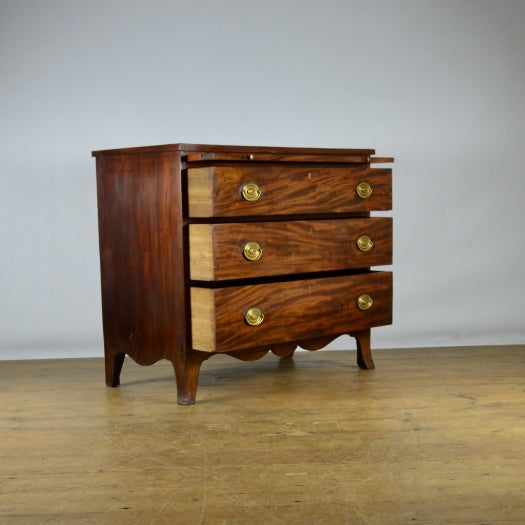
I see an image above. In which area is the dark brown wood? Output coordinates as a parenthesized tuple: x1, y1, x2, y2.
(104, 350, 125, 387)
(95, 151, 192, 401)
(95, 151, 184, 366)
(93, 143, 393, 403)
(352, 328, 375, 369)
(370, 157, 394, 163)
(172, 350, 210, 405)
(185, 152, 372, 163)
(190, 217, 392, 280)
(225, 347, 272, 361)
(191, 272, 392, 352)
(270, 342, 298, 358)
(187, 165, 391, 217)
(93, 143, 376, 157)
(300, 335, 341, 351)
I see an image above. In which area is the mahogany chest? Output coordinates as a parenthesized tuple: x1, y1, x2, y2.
(93, 144, 393, 404)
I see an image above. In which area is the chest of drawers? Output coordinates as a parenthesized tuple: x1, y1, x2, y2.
(93, 144, 393, 404)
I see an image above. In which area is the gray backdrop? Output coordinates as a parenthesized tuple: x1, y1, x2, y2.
(1, 0, 524, 359)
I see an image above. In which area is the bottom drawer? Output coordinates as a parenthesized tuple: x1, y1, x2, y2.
(191, 272, 392, 352)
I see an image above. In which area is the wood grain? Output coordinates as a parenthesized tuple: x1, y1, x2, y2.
(191, 272, 392, 352)
(95, 151, 185, 367)
(93, 142, 375, 156)
(2, 346, 524, 524)
(186, 167, 213, 217)
(189, 217, 392, 280)
(94, 143, 393, 403)
(186, 152, 372, 163)
(95, 150, 201, 404)
(187, 165, 392, 217)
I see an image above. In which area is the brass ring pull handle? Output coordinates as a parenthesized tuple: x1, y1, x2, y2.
(243, 241, 263, 261)
(356, 235, 374, 252)
(245, 307, 264, 326)
(357, 294, 373, 311)
(241, 182, 261, 202)
(356, 181, 373, 199)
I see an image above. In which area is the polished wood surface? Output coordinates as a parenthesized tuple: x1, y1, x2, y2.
(191, 272, 392, 352)
(93, 142, 376, 156)
(187, 165, 392, 218)
(186, 152, 375, 163)
(95, 151, 185, 367)
(95, 150, 200, 404)
(2, 346, 524, 524)
(94, 144, 393, 403)
(189, 218, 392, 280)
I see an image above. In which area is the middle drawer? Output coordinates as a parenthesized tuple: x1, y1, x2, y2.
(189, 217, 392, 280)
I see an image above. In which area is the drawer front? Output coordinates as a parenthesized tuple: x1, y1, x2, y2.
(190, 218, 392, 280)
(191, 272, 392, 352)
(187, 165, 391, 217)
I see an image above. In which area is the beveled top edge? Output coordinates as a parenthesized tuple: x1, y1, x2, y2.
(92, 143, 377, 157)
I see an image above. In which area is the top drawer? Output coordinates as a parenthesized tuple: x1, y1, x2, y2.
(187, 165, 391, 218)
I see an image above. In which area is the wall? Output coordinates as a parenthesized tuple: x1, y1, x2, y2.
(1, 0, 524, 359)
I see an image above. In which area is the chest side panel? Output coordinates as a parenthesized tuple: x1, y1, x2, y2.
(96, 151, 185, 364)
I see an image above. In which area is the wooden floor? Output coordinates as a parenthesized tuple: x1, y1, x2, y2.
(1, 346, 524, 524)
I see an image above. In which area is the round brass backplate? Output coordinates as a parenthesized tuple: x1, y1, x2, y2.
(243, 241, 262, 261)
(356, 235, 374, 252)
(357, 294, 373, 311)
(356, 181, 373, 199)
(241, 182, 261, 202)
(245, 307, 264, 326)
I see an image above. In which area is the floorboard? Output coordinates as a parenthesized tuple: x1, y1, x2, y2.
(1, 346, 524, 524)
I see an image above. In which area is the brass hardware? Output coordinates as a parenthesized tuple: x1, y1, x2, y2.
(356, 181, 373, 199)
(247, 154, 255, 160)
(245, 307, 264, 326)
(356, 234, 374, 252)
(243, 241, 262, 261)
(241, 182, 261, 202)
(307, 172, 312, 180)
(357, 294, 373, 311)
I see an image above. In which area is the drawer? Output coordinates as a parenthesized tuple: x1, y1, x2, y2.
(191, 272, 392, 352)
(189, 217, 392, 280)
(187, 165, 391, 217)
